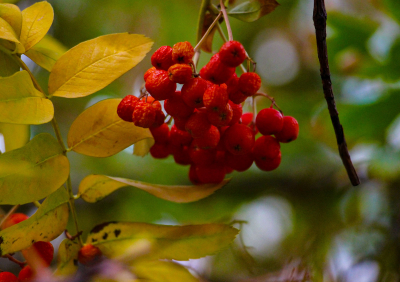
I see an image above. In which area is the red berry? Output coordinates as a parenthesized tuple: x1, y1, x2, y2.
(238, 72, 261, 96)
(117, 95, 139, 122)
(78, 244, 102, 265)
(1, 213, 28, 229)
(224, 124, 255, 155)
(144, 67, 157, 81)
(151, 109, 166, 128)
(0, 272, 19, 282)
(229, 89, 248, 104)
(141, 96, 162, 111)
(172, 41, 194, 64)
(181, 77, 207, 108)
(150, 143, 170, 159)
(151, 46, 174, 70)
(253, 135, 281, 160)
(225, 151, 254, 172)
(170, 124, 193, 147)
(189, 165, 203, 185)
(274, 116, 299, 143)
(256, 108, 283, 135)
(168, 64, 193, 84)
(172, 145, 192, 165)
(255, 152, 281, 171)
(132, 101, 157, 128)
(150, 123, 170, 144)
(145, 69, 176, 100)
(164, 91, 194, 120)
(193, 125, 220, 149)
(189, 141, 216, 165)
(199, 53, 235, 85)
(219, 41, 247, 67)
(241, 112, 259, 135)
(196, 162, 226, 184)
(203, 84, 229, 113)
(22, 241, 54, 268)
(185, 111, 211, 138)
(207, 103, 233, 127)
(228, 101, 242, 126)
(18, 266, 34, 282)
(174, 117, 188, 131)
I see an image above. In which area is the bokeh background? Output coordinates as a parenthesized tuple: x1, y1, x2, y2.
(2, 0, 400, 281)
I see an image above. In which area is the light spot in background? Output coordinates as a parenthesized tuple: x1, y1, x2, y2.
(235, 196, 293, 259)
(368, 18, 400, 63)
(341, 78, 387, 104)
(0, 133, 5, 153)
(344, 261, 380, 282)
(85, 94, 114, 108)
(350, 144, 377, 164)
(53, 0, 87, 19)
(252, 31, 300, 86)
(387, 114, 400, 151)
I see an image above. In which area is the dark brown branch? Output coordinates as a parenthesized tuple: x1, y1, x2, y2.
(313, 0, 360, 186)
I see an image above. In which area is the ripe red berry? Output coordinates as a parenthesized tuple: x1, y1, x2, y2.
(189, 141, 216, 165)
(219, 41, 247, 67)
(78, 244, 102, 265)
(117, 95, 139, 122)
(199, 53, 235, 85)
(185, 111, 211, 138)
(170, 124, 193, 147)
(141, 96, 162, 111)
(196, 162, 226, 184)
(256, 108, 284, 135)
(145, 69, 176, 100)
(193, 125, 220, 149)
(228, 101, 242, 126)
(168, 64, 193, 84)
(274, 116, 299, 143)
(255, 152, 281, 171)
(18, 266, 34, 282)
(144, 67, 157, 81)
(224, 152, 254, 172)
(203, 84, 229, 113)
(174, 117, 188, 131)
(172, 41, 194, 64)
(224, 124, 255, 155)
(189, 165, 203, 185)
(172, 145, 192, 165)
(1, 213, 28, 229)
(22, 241, 54, 268)
(253, 135, 281, 160)
(132, 101, 157, 128)
(0, 272, 19, 282)
(150, 143, 170, 159)
(150, 123, 170, 144)
(164, 91, 194, 120)
(151, 46, 174, 70)
(207, 103, 233, 127)
(181, 77, 207, 108)
(238, 72, 261, 96)
(151, 109, 166, 128)
(241, 112, 258, 135)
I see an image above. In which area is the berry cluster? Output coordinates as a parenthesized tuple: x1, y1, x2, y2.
(117, 40, 299, 184)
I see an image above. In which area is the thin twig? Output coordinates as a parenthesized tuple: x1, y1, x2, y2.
(313, 0, 360, 186)
(3, 254, 27, 268)
(219, 0, 233, 41)
(0, 205, 20, 229)
(194, 12, 223, 52)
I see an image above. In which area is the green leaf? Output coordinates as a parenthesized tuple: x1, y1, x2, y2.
(25, 35, 68, 72)
(0, 123, 29, 152)
(19, 1, 53, 52)
(78, 175, 230, 203)
(383, 0, 400, 25)
(55, 239, 80, 276)
(0, 133, 70, 205)
(133, 137, 154, 157)
(0, 4, 22, 37)
(132, 260, 200, 282)
(86, 222, 239, 260)
(228, 0, 279, 22)
(48, 33, 153, 98)
(0, 187, 69, 256)
(67, 99, 153, 157)
(0, 71, 54, 124)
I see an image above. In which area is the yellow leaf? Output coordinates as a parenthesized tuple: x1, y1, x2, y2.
(86, 222, 239, 260)
(0, 48, 19, 77)
(0, 133, 70, 205)
(0, 4, 22, 37)
(0, 70, 54, 124)
(133, 137, 154, 157)
(67, 99, 153, 157)
(19, 1, 53, 52)
(78, 175, 230, 203)
(0, 187, 69, 256)
(55, 239, 80, 276)
(25, 34, 67, 71)
(0, 16, 23, 52)
(0, 123, 29, 152)
(48, 33, 153, 98)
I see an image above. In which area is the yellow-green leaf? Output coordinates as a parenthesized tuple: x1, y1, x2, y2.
(19, 1, 53, 52)
(48, 33, 153, 98)
(228, 0, 279, 22)
(0, 123, 29, 152)
(133, 137, 154, 157)
(86, 222, 239, 260)
(78, 175, 230, 203)
(132, 260, 200, 282)
(0, 48, 18, 77)
(0, 16, 23, 52)
(0, 71, 54, 124)
(55, 239, 80, 276)
(67, 99, 153, 157)
(0, 133, 70, 205)
(25, 34, 67, 71)
(0, 187, 69, 256)
(0, 4, 22, 37)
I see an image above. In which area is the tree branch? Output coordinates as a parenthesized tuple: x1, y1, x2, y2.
(313, 0, 360, 186)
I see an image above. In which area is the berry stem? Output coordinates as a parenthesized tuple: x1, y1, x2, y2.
(0, 205, 19, 229)
(219, 0, 233, 41)
(3, 254, 27, 268)
(251, 96, 257, 124)
(254, 92, 283, 114)
(193, 12, 223, 52)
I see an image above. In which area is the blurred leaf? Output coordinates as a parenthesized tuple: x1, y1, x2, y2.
(0, 16, 23, 52)
(0, 70, 54, 124)
(48, 33, 153, 98)
(132, 260, 199, 282)
(0, 4, 22, 37)
(0, 187, 69, 256)
(20, 1, 53, 52)
(0, 133, 69, 205)
(87, 222, 239, 260)
(55, 239, 80, 276)
(25, 35, 68, 72)
(0, 49, 18, 76)
(383, 0, 400, 25)
(133, 137, 154, 157)
(67, 99, 153, 157)
(201, 13, 218, 53)
(78, 174, 231, 203)
(0, 123, 29, 152)
(228, 0, 279, 22)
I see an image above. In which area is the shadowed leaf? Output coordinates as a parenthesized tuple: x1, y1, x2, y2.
(0, 16, 23, 52)
(0, 4, 22, 37)
(55, 239, 80, 276)
(133, 137, 154, 157)
(228, 0, 279, 22)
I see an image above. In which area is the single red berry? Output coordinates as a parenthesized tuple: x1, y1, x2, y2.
(238, 72, 261, 96)
(185, 111, 212, 138)
(196, 162, 226, 184)
(78, 244, 102, 265)
(199, 53, 235, 85)
(151, 46, 174, 70)
(144, 66, 157, 81)
(193, 125, 220, 149)
(170, 124, 193, 147)
(151, 109, 166, 128)
(274, 116, 299, 143)
(189, 165, 203, 185)
(22, 241, 54, 268)
(226, 74, 247, 104)
(150, 123, 170, 144)
(140, 96, 162, 111)
(145, 69, 176, 100)
(219, 41, 247, 67)
(18, 266, 34, 282)
(168, 64, 193, 84)
(189, 141, 216, 165)
(207, 103, 233, 127)
(150, 143, 170, 159)
(224, 124, 255, 155)
(203, 84, 229, 113)
(172, 145, 192, 165)
(225, 151, 254, 172)
(256, 108, 284, 135)
(174, 117, 189, 131)
(164, 91, 194, 120)
(0, 272, 19, 282)
(181, 77, 207, 108)
(132, 101, 157, 128)
(228, 101, 242, 126)
(216, 126, 229, 151)
(172, 41, 194, 64)
(255, 152, 281, 171)
(253, 135, 281, 161)
(117, 95, 139, 122)
(229, 89, 248, 104)
(1, 213, 28, 229)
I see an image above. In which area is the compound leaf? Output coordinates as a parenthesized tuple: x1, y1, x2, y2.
(78, 174, 230, 203)
(55, 239, 80, 276)
(0, 133, 70, 205)
(228, 0, 279, 22)
(48, 33, 153, 98)
(86, 222, 239, 261)
(67, 99, 153, 157)
(0, 187, 69, 256)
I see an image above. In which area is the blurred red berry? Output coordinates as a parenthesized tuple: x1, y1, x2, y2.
(78, 244, 102, 265)
(185, 111, 211, 138)
(255, 152, 281, 171)
(0, 272, 19, 282)
(1, 213, 28, 230)
(164, 91, 194, 120)
(18, 266, 34, 282)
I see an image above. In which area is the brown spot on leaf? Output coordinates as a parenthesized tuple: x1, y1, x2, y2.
(102, 233, 108, 240)
(90, 221, 117, 234)
(114, 229, 121, 238)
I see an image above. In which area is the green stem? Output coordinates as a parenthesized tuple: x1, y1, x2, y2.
(196, 0, 212, 44)
(220, 0, 233, 41)
(12, 54, 45, 94)
(66, 176, 83, 246)
(51, 117, 67, 152)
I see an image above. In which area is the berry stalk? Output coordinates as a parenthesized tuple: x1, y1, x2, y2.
(219, 0, 233, 41)
(194, 12, 223, 53)
(0, 205, 19, 229)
